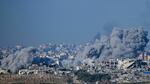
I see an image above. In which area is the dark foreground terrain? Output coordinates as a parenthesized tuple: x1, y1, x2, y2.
(0, 74, 68, 84)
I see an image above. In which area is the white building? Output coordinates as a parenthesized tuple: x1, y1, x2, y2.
(18, 69, 38, 75)
(117, 59, 135, 70)
(0, 68, 8, 74)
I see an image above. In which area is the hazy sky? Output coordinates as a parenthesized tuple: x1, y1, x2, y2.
(0, 0, 149, 47)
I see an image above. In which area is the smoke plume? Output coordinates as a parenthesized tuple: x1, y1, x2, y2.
(110, 27, 149, 58)
(0, 47, 34, 73)
(74, 27, 149, 65)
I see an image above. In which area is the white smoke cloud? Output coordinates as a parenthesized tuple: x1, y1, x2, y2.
(1, 47, 34, 73)
(110, 27, 149, 58)
(74, 27, 149, 65)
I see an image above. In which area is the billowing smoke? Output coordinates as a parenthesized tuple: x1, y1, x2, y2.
(0, 27, 149, 70)
(110, 27, 149, 58)
(74, 27, 149, 65)
(0, 47, 34, 73)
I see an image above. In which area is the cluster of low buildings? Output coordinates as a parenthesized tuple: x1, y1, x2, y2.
(0, 44, 77, 82)
(64, 52, 150, 83)
(0, 44, 150, 83)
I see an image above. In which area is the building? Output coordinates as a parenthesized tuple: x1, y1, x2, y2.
(117, 59, 135, 70)
(138, 52, 150, 66)
(57, 68, 72, 76)
(0, 68, 8, 74)
(18, 69, 38, 75)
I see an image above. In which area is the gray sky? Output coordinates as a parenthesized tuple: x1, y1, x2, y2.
(0, 0, 150, 47)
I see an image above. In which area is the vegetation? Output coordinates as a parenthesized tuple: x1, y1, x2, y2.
(75, 70, 111, 82)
